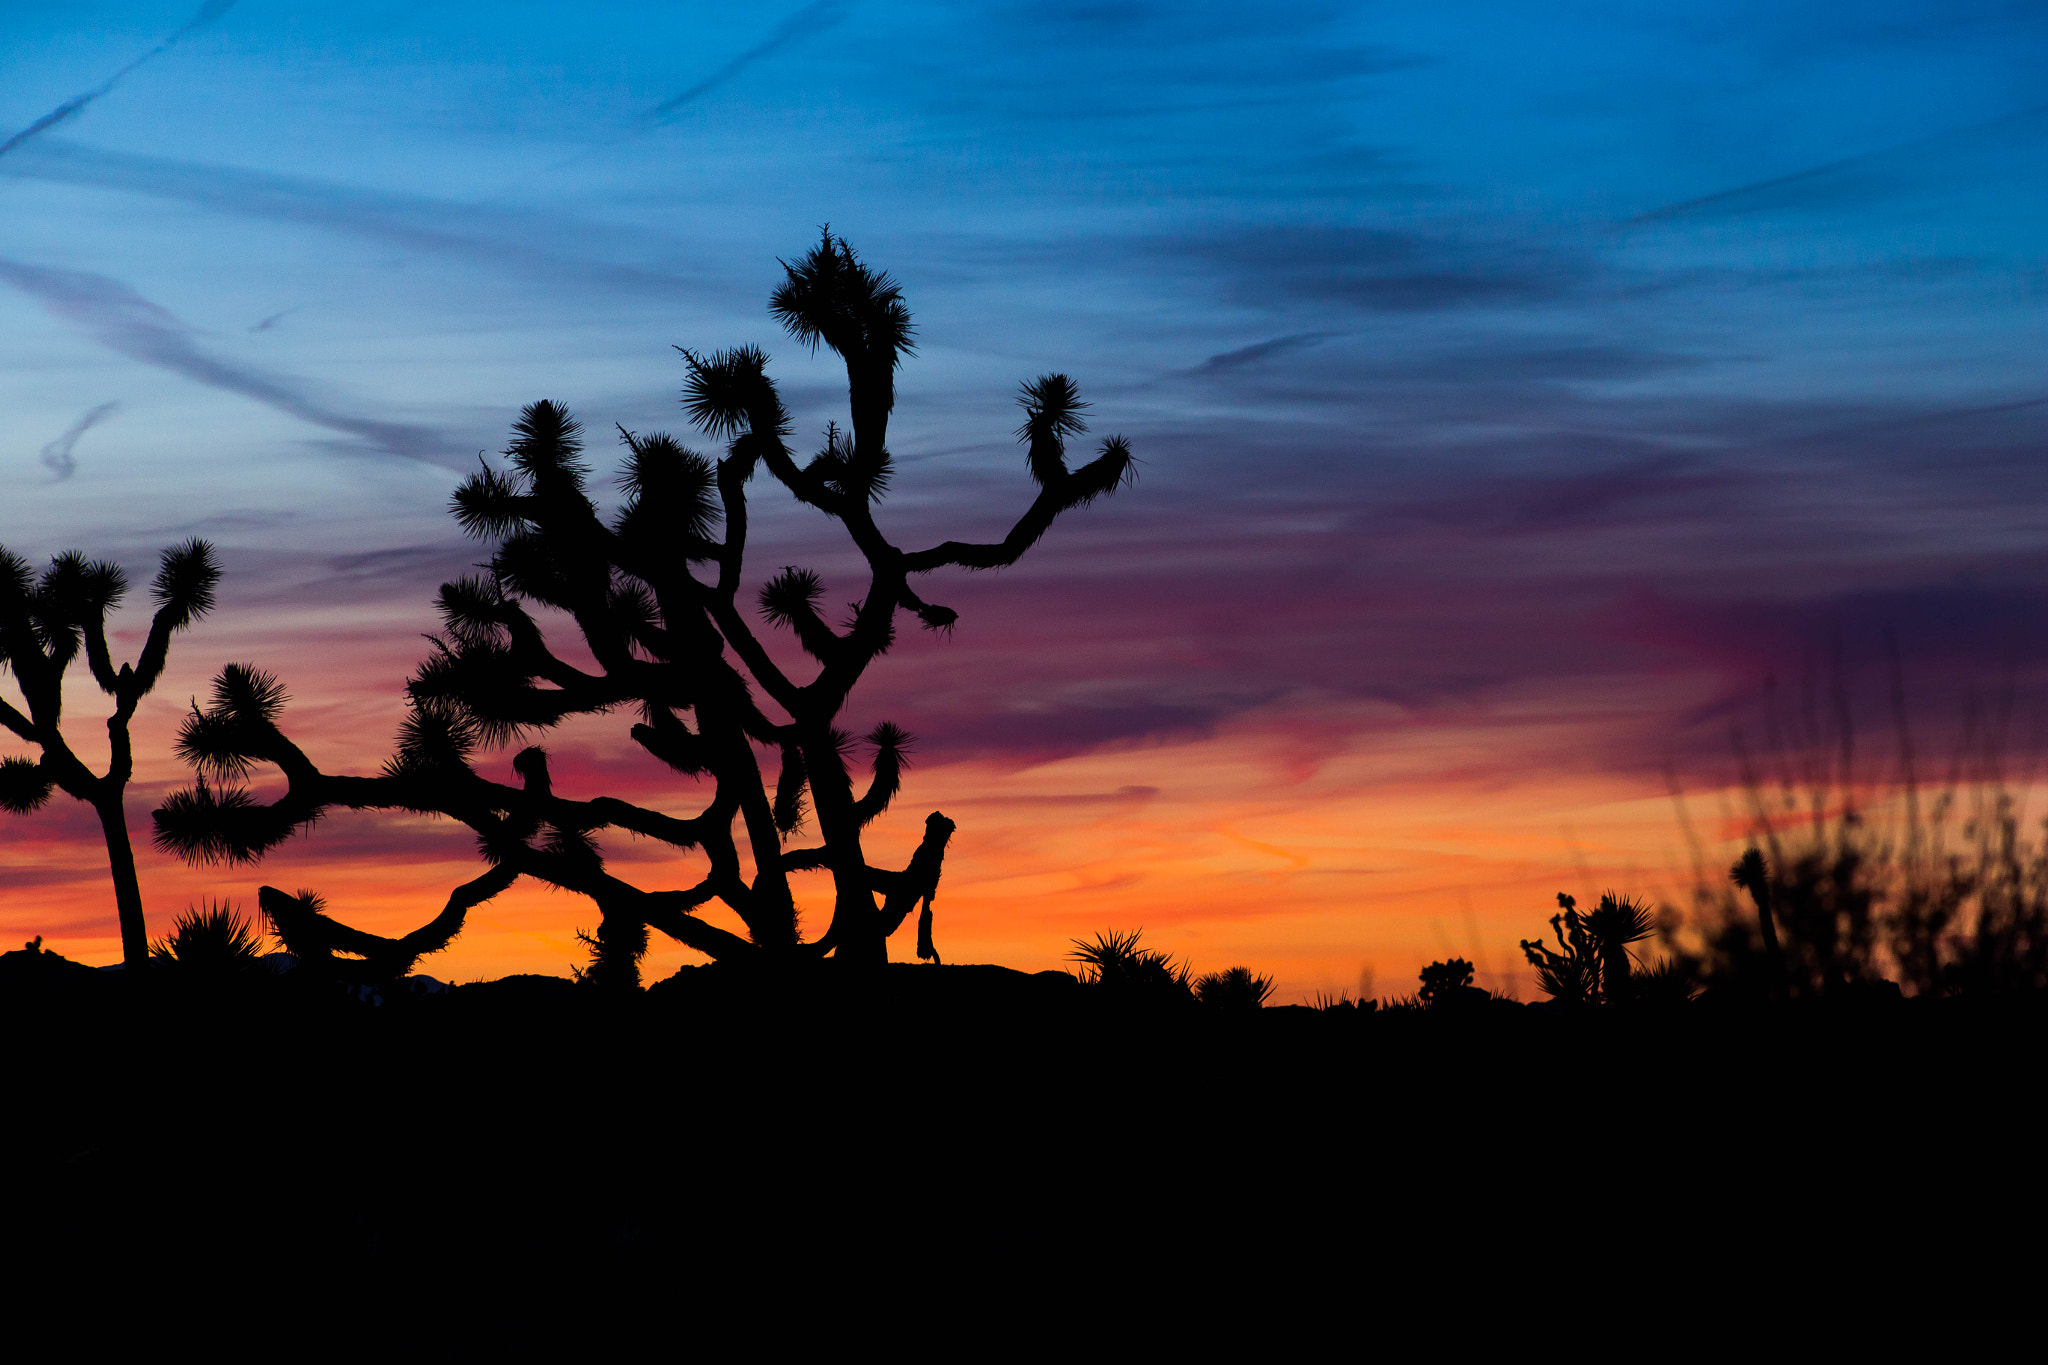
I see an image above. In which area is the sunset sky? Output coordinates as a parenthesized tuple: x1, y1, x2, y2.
(2, 2, 2044, 997)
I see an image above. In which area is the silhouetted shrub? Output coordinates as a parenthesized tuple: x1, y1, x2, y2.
(1416, 958, 1474, 1007)
(1675, 719, 2048, 998)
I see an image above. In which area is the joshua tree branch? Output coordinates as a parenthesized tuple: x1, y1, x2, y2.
(900, 489, 1075, 572)
(876, 813, 955, 937)
(80, 615, 121, 696)
(0, 697, 37, 743)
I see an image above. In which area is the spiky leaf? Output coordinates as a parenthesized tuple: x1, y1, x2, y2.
(679, 345, 779, 440)
(152, 779, 303, 865)
(505, 400, 589, 489)
(0, 755, 54, 813)
(151, 539, 218, 629)
(451, 466, 529, 540)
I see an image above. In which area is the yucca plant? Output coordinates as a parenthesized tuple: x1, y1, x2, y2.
(150, 900, 268, 976)
(0, 539, 219, 966)
(1070, 929, 1194, 1004)
(153, 234, 1135, 981)
(1194, 964, 1277, 1011)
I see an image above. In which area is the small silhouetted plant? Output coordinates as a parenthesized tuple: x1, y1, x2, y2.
(1194, 964, 1276, 1011)
(572, 916, 649, 991)
(154, 234, 1135, 982)
(1416, 958, 1475, 1007)
(151, 900, 268, 978)
(0, 539, 219, 967)
(1070, 929, 1193, 1003)
(1522, 892, 1674, 1005)
(1311, 990, 1374, 1012)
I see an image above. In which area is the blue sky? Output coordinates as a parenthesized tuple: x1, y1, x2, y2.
(2, 3, 2046, 978)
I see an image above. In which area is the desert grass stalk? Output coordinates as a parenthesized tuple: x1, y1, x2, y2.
(1671, 667, 2048, 998)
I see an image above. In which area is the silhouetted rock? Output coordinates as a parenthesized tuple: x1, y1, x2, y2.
(451, 973, 578, 1009)
(0, 942, 101, 1000)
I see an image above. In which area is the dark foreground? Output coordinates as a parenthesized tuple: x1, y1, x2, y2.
(6, 955, 2044, 1299)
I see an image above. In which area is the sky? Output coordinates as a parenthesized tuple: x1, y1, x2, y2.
(1, 1, 2044, 997)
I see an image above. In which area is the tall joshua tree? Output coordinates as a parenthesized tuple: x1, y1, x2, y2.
(154, 234, 1135, 980)
(0, 539, 220, 966)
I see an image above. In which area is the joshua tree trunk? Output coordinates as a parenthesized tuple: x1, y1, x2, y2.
(95, 793, 149, 967)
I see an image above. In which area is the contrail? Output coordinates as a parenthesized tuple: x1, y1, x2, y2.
(0, 1, 239, 161)
(1628, 100, 2048, 225)
(0, 256, 456, 469)
(645, 1, 849, 121)
(40, 402, 121, 481)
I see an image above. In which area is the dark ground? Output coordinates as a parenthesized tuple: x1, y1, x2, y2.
(5, 952, 2042, 1309)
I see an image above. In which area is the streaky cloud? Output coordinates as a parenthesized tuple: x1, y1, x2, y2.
(1176, 224, 1592, 313)
(2, 141, 702, 297)
(0, 256, 457, 468)
(646, 0, 850, 121)
(1196, 332, 1341, 373)
(39, 401, 120, 481)
(1629, 100, 2048, 224)
(0, 1, 239, 161)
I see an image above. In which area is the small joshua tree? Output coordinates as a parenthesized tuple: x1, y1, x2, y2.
(153, 234, 1135, 980)
(1520, 891, 1659, 1005)
(0, 540, 219, 967)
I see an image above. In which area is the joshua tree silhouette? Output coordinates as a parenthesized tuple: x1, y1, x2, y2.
(1520, 891, 1658, 1005)
(153, 234, 1135, 980)
(0, 539, 219, 967)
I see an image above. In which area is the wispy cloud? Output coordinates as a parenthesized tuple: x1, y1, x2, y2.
(1628, 101, 2048, 224)
(0, 257, 456, 467)
(1196, 333, 1341, 373)
(2, 141, 701, 297)
(38, 401, 120, 481)
(646, 1, 851, 121)
(0, 1, 239, 162)
(1173, 225, 1591, 314)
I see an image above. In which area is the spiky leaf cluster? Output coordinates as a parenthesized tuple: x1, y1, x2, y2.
(0, 755, 53, 813)
(153, 776, 302, 866)
(175, 663, 288, 780)
(771, 231, 915, 387)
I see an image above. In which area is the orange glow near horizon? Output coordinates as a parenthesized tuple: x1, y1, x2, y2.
(2, 620, 1772, 1002)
